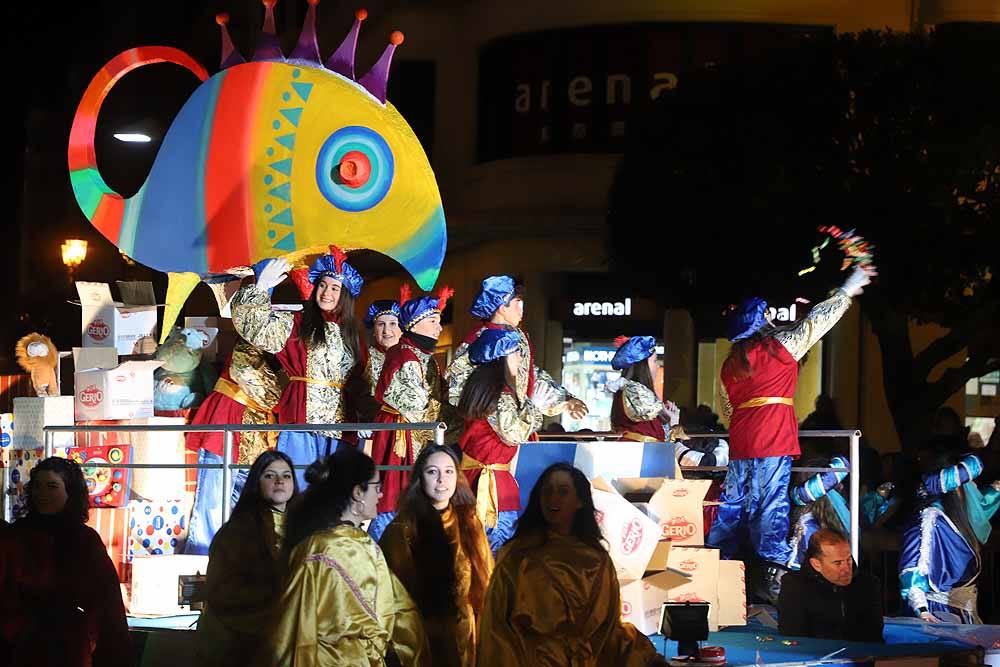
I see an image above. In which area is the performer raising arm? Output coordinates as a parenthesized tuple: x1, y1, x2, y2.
(606, 335, 680, 442)
(708, 265, 873, 603)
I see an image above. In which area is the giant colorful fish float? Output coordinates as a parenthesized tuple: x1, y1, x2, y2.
(68, 0, 447, 337)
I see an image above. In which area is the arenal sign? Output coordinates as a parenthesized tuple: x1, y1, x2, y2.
(478, 22, 828, 160)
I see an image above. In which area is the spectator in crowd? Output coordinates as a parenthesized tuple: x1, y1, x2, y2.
(380, 445, 494, 667)
(0, 457, 131, 667)
(778, 528, 883, 642)
(801, 394, 842, 431)
(477, 463, 667, 667)
(196, 450, 299, 666)
(263, 448, 427, 665)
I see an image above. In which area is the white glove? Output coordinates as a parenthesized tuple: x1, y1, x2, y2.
(531, 383, 554, 410)
(662, 400, 680, 427)
(356, 430, 373, 440)
(256, 258, 291, 292)
(840, 266, 872, 297)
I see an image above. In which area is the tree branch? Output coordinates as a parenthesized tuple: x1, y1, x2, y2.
(925, 353, 1000, 408)
(914, 302, 1000, 379)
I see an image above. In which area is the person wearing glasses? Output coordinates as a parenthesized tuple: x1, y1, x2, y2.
(264, 447, 427, 665)
(380, 445, 493, 667)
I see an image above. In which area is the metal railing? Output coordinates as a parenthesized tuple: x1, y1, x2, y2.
(20, 422, 445, 525)
(542, 428, 862, 562)
(11, 424, 861, 560)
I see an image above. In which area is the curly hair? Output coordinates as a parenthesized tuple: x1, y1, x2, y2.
(23, 457, 90, 523)
(391, 445, 492, 618)
(512, 463, 605, 552)
(282, 447, 375, 558)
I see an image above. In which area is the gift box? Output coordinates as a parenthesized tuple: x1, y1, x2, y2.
(70, 445, 133, 507)
(591, 477, 661, 582)
(87, 506, 131, 582)
(1, 413, 12, 470)
(12, 396, 75, 451)
(74, 417, 187, 501)
(665, 546, 722, 631)
(74, 357, 162, 421)
(129, 554, 208, 616)
(72, 281, 160, 355)
(645, 478, 713, 547)
(128, 497, 193, 557)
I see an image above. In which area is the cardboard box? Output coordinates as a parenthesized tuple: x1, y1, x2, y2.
(647, 478, 713, 546)
(129, 554, 208, 616)
(74, 357, 163, 421)
(592, 476, 662, 582)
(619, 540, 691, 635)
(128, 496, 193, 558)
(1, 413, 13, 459)
(12, 396, 75, 451)
(666, 546, 722, 631)
(73, 281, 160, 355)
(717, 559, 748, 627)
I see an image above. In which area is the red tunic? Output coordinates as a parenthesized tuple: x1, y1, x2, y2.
(609, 393, 666, 441)
(371, 339, 441, 514)
(458, 392, 524, 513)
(185, 353, 250, 458)
(722, 338, 799, 460)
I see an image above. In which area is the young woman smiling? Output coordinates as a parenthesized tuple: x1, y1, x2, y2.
(380, 445, 493, 667)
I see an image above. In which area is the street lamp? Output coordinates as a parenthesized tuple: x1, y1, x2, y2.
(62, 239, 88, 281)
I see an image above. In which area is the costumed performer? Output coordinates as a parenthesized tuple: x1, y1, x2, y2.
(196, 451, 298, 667)
(379, 445, 493, 667)
(786, 456, 850, 571)
(605, 335, 680, 442)
(899, 449, 1000, 623)
(0, 458, 131, 667)
(364, 299, 403, 396)
(457, 328, 549, 553)
(264, 447, 428, 666)
(185, 337, 285, 555)
(367, 285, 452, 540)
(708, 265, 872, 603)
(231, 245, 367, 488)
(446, 275, 587, 425)
(477, 463, 667, 667)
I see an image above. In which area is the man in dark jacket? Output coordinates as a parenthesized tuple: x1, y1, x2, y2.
(778, 528, 884, 642)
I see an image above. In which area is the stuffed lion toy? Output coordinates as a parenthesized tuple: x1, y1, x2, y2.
(15, 333, 59, 396)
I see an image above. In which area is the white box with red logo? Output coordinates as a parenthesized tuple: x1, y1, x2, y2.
(619, 540, 691, 635)
(73, 350, 163, 421)
(717, 559, 748, 627)
(73, 281, 161, 356)
(645, 478, 712, 547)
(592, 476, 662, 581)
(666, 546, 722, 631)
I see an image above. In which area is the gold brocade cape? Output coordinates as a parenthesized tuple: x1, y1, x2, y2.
(262, 523, 428, 667)
(477, 531, 659, 667)
(379, 506, 494, 667)
(196, 506, 286, 667)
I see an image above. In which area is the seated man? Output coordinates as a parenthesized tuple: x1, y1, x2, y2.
(778, 528, 884, 642)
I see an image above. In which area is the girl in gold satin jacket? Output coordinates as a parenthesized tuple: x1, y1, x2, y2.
(197, 450, 298, 667)
(477, 463, 667, 667)
(380, 445, 494, 667)
(263, 448, 428, 666)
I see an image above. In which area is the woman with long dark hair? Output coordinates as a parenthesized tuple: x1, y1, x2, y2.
(708, 265, 873, 603)
(477, 463, 665, 667)
(786, 456, 850, 570)
(899, 445, 1000, 623)
(0, 457, 130, 667)
(196, 450, 299, 666)
(379, 445, 493, 667)
(264, 447, 427, 665)
(456, 328, 548, 553)
(231, 245, 367, 487)
(606, 335, 679, 441)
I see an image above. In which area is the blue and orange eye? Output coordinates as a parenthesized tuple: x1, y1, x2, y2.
(315, 125, 394, 212)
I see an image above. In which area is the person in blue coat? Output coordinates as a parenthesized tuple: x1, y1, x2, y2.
(899, 447, 1000, 623)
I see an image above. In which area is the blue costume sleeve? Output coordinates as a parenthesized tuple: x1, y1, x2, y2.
(899, 511, 932, 614)
(862, 491, 889, 526)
